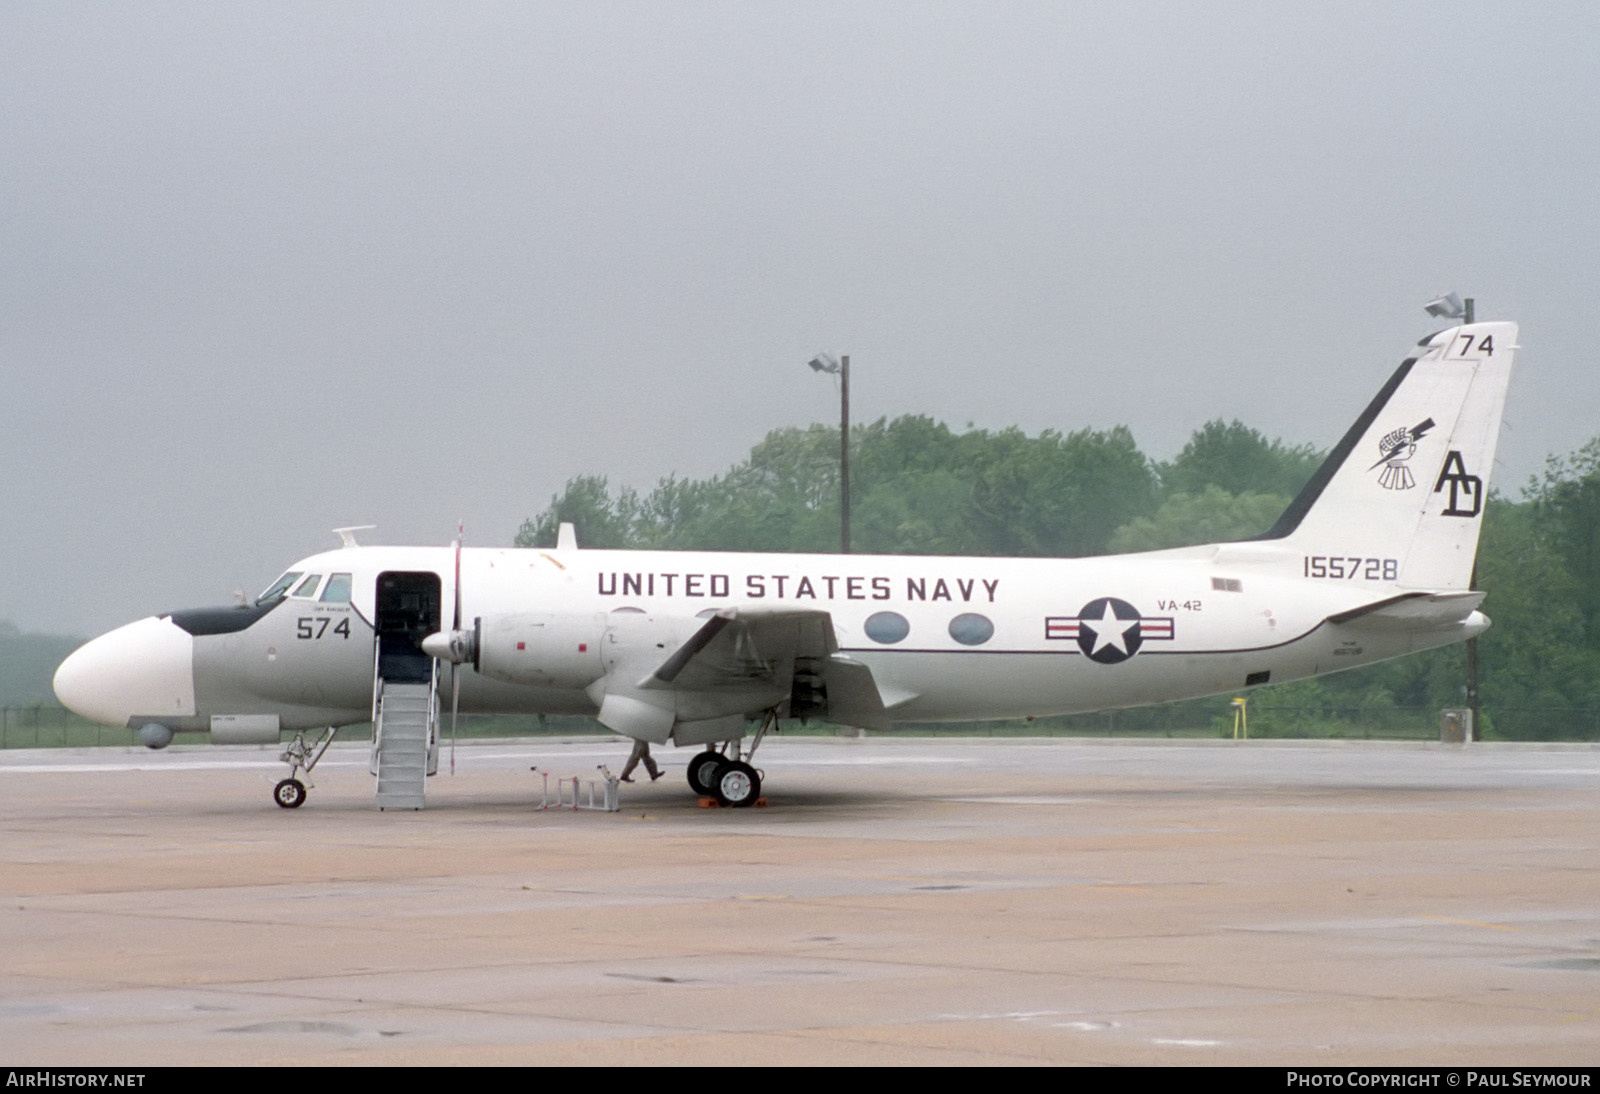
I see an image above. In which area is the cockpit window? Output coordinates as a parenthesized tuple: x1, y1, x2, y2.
(320, 573, 353, 603)
(255, 571, 303, 606)
(291, 574, 323, 599)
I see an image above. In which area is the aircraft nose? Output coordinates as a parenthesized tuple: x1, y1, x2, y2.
(53, 616, 197, 728)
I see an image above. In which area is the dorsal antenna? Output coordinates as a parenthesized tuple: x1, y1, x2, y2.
(332, 525, 377, 549)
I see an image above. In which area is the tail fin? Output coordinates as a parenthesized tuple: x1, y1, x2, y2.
(1257, 321, 1516, 591)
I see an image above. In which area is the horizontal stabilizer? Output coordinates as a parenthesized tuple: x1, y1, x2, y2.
(1326, 590, 1485, 630)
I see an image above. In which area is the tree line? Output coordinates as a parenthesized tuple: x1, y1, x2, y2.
(519, 417, 1600, 740)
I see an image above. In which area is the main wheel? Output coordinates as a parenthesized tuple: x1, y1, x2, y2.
(273, 778, 307, 809)
(687, 750, 724, 796)
(713, 760, 761, 808)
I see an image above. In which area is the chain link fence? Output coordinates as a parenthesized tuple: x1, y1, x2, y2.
(0, 708, 609, 749)
(1, 705, 139, 748)
(5, 703, 1598, 749)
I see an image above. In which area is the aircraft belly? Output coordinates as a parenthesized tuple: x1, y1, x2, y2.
(852, 638, 1314, 722)
(1316, 618, 1466, 674)
(861, 615, 1469, 722)
(853, 651, 1188, 721)
(457, 673, 597, 717)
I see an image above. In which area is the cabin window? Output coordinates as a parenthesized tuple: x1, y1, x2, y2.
(320, 573, 353, 603)
(864, 611, 910, 644)
(291, 574, 322, 598)
(948, 613, 994, 646)
(255, 571, 303, 606)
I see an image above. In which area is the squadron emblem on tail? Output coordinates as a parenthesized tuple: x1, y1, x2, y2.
(1370, 418, 1435, 490)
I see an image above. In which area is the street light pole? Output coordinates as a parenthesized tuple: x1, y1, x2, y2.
(1424, 293, 1480, 740)
(807, 352, 851, 554)
(839, 354, 850, 555)
(1462, 298, 1480, 741)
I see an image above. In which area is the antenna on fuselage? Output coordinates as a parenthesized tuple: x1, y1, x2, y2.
(332, 525, 377, 549)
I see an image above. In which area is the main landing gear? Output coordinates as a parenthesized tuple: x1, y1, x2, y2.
(274, 726, 337, 809)
(684, 710, 777, 808)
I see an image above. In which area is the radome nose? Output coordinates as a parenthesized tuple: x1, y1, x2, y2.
(53, 616, 197, 727)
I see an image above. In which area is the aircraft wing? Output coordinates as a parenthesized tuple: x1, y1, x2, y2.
(640, 606, 834, 690)
(591, 606, 890, 737)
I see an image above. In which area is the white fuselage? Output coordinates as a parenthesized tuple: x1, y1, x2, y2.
(53, 538, 1481, 737)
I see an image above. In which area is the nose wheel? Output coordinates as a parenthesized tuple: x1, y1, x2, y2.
(274, 778, 307, 809)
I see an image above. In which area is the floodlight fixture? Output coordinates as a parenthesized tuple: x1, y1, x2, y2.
(1423, 292, 1466, 320)
(805, 351, 851, 553)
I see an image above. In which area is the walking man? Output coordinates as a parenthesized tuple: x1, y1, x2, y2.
(619, 738, 662, 783)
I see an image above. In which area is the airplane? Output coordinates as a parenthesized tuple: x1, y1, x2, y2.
(53, 318, 1516, 811)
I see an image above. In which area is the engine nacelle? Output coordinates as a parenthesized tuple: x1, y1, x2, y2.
(474, 612, 607, 689)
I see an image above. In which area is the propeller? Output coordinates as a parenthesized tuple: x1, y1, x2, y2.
(420, 521, 476, 775)
(448, 523, 460, 774)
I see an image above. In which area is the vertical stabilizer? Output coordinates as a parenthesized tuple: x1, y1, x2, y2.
(1259, 322, 1516, 591)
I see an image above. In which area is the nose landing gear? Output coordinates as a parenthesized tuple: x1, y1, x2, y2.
(274, 726, 337, 808)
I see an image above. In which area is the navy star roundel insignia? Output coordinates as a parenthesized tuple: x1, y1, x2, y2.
(1045, 597, 1176, 664)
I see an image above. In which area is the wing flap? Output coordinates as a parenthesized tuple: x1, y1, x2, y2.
(591, 605, 896, 735)
(819, 654, 891, 731)
(649, 610, 736, 685)
(637, 606, 836, 692)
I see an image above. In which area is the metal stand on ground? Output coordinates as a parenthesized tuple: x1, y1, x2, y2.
(531, 766, 620, 812)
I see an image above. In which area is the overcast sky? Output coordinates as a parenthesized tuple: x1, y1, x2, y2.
(4, 2, 1597, 637)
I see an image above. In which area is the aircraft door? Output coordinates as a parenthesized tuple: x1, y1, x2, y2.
(374, 571, 442, 684)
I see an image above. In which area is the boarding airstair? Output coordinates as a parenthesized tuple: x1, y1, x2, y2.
(369, 569, 446, 810)
(372, 675, 439, 810)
